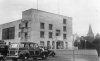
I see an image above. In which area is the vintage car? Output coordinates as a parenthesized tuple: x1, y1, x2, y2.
(7, 42, 48, 61)
(0, 41, 8, 61)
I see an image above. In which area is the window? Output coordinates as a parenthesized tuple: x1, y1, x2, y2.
(19, 24, 21, 29)
(49, 24, 53, 30)
(63, 26, 66, 32)
(49, 32, 52, 38)
(19, 44, 24, 48)
(25, 32, 28, 39)
(56, 30, 60, 36)
(40, 31, 45, 38)
(10, 44, 18, 48)
(40, 41, 44, 46)
(34, 44, 39, 48)
(63, 18, 66, 24)
(66, 42, 68, 49)
(25, 22, 28, 28)
(63, 34, 66, 39)
(18, 32, 21, 37)
(52, 41, 55, 49)
(2, 27, 15, 40)
(40, 22, 45, 29)
(47, 41, 51, 49)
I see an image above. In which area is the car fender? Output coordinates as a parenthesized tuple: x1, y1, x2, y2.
(40, 51, 48, 56)
(19, 50, 30, 59)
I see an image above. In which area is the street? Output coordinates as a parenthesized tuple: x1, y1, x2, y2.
(5, 50, 100, 61)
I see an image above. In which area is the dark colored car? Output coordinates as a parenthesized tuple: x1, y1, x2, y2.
(0, 41, 8, 61)
(7, 42, 48, 61)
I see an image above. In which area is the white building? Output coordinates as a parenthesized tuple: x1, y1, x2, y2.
(0, 8, 73, 49)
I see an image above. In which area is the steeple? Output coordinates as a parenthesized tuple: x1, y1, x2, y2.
(87, 24, 94, 37)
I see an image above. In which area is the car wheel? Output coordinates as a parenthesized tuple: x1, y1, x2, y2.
(52, 53, 56, 57)
(42, 54, 47, 60)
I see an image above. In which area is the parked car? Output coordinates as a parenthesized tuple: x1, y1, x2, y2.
(7, 42, 48, 61)
(0, 41, 8, 61)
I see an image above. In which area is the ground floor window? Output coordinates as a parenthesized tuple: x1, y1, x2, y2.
(40, 41, 44, 46)
(47, 41, 51, 49)
(56, 41, 64, 49)
(52, 41, 55, 49)
(66, 42, 68, 49)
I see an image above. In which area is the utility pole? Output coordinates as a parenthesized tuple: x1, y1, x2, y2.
(73, 35, 75, 61)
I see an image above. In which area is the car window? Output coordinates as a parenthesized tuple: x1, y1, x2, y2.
(34, 44, 39, 48)
(24, 44, 29, 48)
(19, 44, 24, 48)
(10, 44, 18, 48)
(30, 44, 34, 48)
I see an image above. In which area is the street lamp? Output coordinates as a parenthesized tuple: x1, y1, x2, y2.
(85, 40, 87, 49)
(73, 35, 75, 61)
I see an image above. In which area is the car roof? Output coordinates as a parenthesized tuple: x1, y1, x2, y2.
(11, 42, 37, 44)
(20, 42, 36, 44)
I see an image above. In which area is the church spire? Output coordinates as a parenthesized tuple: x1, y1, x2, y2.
(87, 24, 94, 37)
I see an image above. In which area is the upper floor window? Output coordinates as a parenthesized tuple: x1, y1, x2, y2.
(49, 32, 53, 38)
(63, 34, 66, 39)
(25, 22, 28, 28)
(56, 30, 60, 36)
(63, 18, 66, 24)
(40, 31, 45, 38)
(19, 24, 21, 29)
(18, 32, 21, 37)
(2, 27, 15, 40)
(25, 32, 28, 39)
(49, 24, 53, 30)
(63, 26, 66, 32)
(40, 22, 45, 29)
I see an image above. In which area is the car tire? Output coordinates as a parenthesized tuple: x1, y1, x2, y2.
(41, 54, 47, 60)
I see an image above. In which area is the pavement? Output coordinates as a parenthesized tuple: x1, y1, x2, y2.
(54, 49, 99, 61)
(55, 49, 98, 55)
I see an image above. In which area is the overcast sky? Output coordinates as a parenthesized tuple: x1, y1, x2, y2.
(0, 0, 100, 36)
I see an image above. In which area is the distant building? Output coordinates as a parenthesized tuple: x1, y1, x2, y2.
(0, 8, 72, 49)
(87, 24, 94, 38)
(95, 33, 100, 39)
(86, 24, 94, 42)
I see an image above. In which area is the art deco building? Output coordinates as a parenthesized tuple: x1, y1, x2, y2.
(0, 8, 73, 49)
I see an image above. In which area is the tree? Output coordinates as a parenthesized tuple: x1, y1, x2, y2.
(92, 38, 100, 56)
(74, 40, 80, 47)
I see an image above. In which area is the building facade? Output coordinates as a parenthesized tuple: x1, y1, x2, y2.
(0, 8, 73, 49)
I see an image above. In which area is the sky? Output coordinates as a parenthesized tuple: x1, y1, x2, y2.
(0, 0, 100, 36)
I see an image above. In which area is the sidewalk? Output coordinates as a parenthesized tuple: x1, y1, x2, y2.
(55, 49, 98, 56)
(55, 49, 99, 61)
